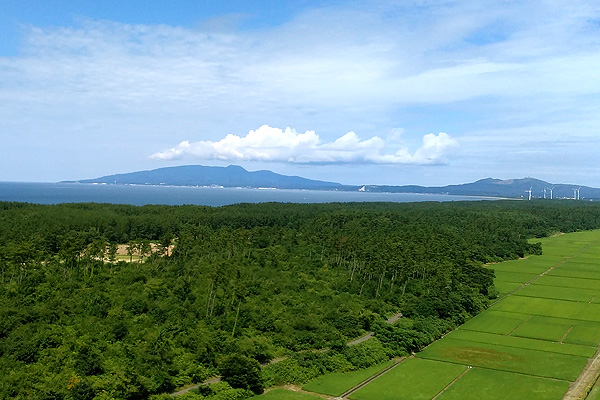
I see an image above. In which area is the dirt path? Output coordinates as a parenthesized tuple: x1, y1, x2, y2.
(347, 332, 374, 346)
(386, 312, 403, 324)
(562, 349, 600, 400)
(347, 312, 403, 347)
(169, 376, 221, 396)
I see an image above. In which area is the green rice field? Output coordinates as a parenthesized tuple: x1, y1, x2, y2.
(445, 329, 596, 357)
(255, 229, 600, 399)
(516, 283, 597, 302)
(252, 389, 321, 399)
(493, 270, 538, 283)
(417, 337, 587, 381)
(493, 280, 523, 296)
(491, 295, 600, 321)
(435, 368, 570, 400)
(348, 358, 466, 400)
(302, 361, 395, 396)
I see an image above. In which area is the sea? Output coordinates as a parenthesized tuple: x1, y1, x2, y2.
(0, 182, 498, 207)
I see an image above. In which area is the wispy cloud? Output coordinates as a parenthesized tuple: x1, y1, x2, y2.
(3, 2, 598, 110)
(151, 125, 459, 165)
(0, 0, 599, 184)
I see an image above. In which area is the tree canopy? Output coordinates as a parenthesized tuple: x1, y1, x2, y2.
(1, 199, 600, 399)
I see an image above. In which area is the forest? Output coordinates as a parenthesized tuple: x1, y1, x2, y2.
(1, 200, 600, 399)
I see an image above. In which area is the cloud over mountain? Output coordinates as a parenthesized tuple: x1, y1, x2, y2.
(151, 125, 458, 165)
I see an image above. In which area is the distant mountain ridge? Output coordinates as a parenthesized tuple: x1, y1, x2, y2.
(65, 166, 600, 199)
(361, 177, 600, 199)
(67, 165, 344, 190)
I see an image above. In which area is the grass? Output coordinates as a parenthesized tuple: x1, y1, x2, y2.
(349, 358, 466, 400)
(447, 329, 596, 357)
(548, 269, 600, 281)
(516, 283, 597, 303)
(557, 262, 600, 272)
(302, 361, 394, 397)
(493, 270, 538, 283)
(417, 337, 588, 381)
(459, 310, 530, 335)
(510, 316, 572, 342)
(534, 276, 600, 291)
(493, 280, 524, 296)
(436, 367, 570, 400)
(252, 388, 322, 399)
(491, 257, 561, 274)
(563, 325, 600, 347)
(491, 295, 600, 321)
(460, 311, 600, 348)
(548, 266, 600, 280)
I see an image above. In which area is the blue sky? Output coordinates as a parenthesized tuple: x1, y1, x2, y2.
(1, 0, 599, 187)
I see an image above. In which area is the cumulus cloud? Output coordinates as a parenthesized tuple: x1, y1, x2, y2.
(151, 125, 458, 165)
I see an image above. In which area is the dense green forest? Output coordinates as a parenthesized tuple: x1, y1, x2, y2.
(1, 200, 600, 400)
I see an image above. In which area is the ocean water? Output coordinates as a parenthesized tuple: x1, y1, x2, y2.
(0, 182, 496, 206)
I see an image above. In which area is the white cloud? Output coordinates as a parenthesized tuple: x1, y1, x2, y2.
(151, 125, 459, 165)
(3, 2, 598, 113)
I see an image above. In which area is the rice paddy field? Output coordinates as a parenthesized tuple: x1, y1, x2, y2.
(252, 389, 322, 399)
(301, 361, 395, 397)
(256, 230, 600, 399)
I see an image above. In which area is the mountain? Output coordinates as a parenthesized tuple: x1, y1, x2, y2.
(67, 165, 345, 190)
(66, 166, 600, 199)
(361, 177, 600, 199)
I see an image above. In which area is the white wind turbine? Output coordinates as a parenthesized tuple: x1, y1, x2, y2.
(526, 187, 532, 201)
(548, 186, 555, 200)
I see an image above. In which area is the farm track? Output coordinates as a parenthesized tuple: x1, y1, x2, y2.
(346, 332, 374, 346)
(562, 348, 600, 400)
(169, 377, 221, 397)
(347, 312, 403, 346)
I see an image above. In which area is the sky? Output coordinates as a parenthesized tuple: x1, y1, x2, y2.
(1, 0, 599, 186)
